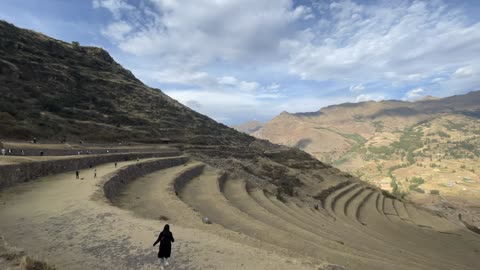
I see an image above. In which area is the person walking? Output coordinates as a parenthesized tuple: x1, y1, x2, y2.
(1, 148, 5, 156)
(76, 170, 79, 180)
(153, 224, 175, 269)
(94, 169, 97, 178)
(114, 162, 117, 168)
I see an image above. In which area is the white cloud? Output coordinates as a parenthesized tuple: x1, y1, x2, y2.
(97, 0, 312, 68)
(166, 88, 351, 124)
(145, 69, 212, 85)
(100, 21, 132, 41)
(266, 83, 280, 90)
(238, 81, 259, 91)
(287, 0, 480, 85)
(92, 0, 133, 18)
(349, 83, 365, 91)
(405, 88, 425, 99)
(452, 66, 474, 78)
(92, 0, 480, 124)
(218, 76, 238, 85)
(355, 94, 385, 102)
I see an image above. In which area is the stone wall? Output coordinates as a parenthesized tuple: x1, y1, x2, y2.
(218, 172, 228, 192)
(0, 151, 180, 190)
(0, 147, 175, 156)
(103, 157, 189, 201)
(173, 164, 205, 193)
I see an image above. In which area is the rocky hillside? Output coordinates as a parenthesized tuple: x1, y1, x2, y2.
(252, 92, 480, 204)
(254, 92, 480, 162)
(0, 20, 252, 145)
(0, 20, 351, 201)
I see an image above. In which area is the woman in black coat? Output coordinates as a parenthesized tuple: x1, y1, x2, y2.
(153, 224, 175, 267)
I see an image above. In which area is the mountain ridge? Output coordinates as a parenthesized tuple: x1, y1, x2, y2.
(249, 90, 480, 213)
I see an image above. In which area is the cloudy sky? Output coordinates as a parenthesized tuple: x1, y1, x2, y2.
(1, 0, 479, 124)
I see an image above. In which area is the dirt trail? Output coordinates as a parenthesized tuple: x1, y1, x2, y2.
(0, 158, 322, 270)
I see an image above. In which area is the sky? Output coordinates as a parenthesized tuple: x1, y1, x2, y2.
(1, 0, 479, 125)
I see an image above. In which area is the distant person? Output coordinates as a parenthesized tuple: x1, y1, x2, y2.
(114, 162, 117, 168)
(40, 151, 44, 156)
(7, 149, 11, 155)
(94, 169, 97, 178)
(76, 170, 79, 179)
(1, 148, 5, 156)
(21, 150, 24, 155)
(33, 137, 37, 144)
(153, 224, 175, 269)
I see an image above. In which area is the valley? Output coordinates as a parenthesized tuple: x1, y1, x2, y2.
(250, 95, 480, 218)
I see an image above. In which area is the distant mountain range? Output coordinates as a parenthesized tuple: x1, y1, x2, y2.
(238, 91, 480, 200)
(232, 120, 263, 134)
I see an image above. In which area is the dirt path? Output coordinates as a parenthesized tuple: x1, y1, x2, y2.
(0, 158, 323, 270)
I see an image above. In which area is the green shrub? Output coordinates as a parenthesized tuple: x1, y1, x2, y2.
(22, 256, 56, 270)
(437, 131, 450, 138)
(409, 187, 425, 193)
(410, 177, 425, 185)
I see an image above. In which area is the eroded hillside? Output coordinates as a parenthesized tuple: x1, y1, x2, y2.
(252, 93, 480, 214)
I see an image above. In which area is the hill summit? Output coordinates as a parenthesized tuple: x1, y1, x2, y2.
(0, 20, 250, 145)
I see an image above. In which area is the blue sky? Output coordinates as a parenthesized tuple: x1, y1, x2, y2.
(1, 0, 479, 124)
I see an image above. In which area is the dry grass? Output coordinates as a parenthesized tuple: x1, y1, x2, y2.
(20, 256, 56, 270)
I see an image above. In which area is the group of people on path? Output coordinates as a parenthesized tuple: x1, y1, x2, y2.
(1, 148, 23, 156)
(75, 169, 97, 180)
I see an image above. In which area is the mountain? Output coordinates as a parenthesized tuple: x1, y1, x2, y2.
(0, 20, 343, 199)
(232, 120, 263, 134)
(0, 20, 252, 145)
(253, 92, 480, 203)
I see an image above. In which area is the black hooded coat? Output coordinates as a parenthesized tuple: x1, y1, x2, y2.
(153, 224, 174, 258)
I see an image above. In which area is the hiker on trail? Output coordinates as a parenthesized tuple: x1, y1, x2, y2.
(114, 162, 117, 168)
(7, 149, 11, 155)
(21, 150, 24, 155)
(94, 169, 97, 178)
(153, 224, 175, 269)
(1, 148, 5, 156)
(33, 137, 37, 144)
(76, 170, 79, 179)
